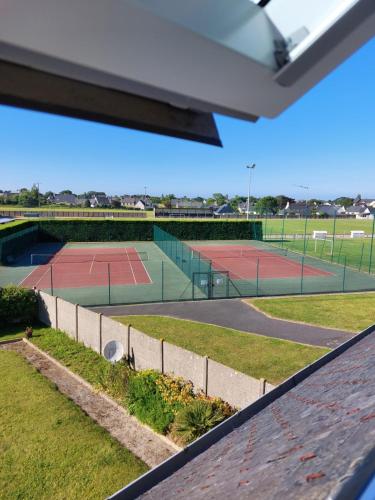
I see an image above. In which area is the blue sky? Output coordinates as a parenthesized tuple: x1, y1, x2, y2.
(1, 37, 374, 200)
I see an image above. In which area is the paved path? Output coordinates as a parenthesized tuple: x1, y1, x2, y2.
(1, 340, 178, 467)
(91, 299, 353, 349)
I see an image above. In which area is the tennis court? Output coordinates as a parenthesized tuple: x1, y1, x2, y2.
(1, 224, 375, 306)
(20, 247, 152, 289)
(189, 244, 332, 280)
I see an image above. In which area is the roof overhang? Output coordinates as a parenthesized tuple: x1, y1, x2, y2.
(0, 0, 374, 144)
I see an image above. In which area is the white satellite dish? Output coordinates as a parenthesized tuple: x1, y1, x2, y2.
(103, 341, 124, 363)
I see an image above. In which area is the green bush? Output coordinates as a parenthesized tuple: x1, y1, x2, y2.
(172, 400, 228, 444)
(97, 361, 131, 402)
(0, 220, 35, 239)
(37, 220, 262, 242)
(126, 370, 175, 434)
(0, 285, 38, 324)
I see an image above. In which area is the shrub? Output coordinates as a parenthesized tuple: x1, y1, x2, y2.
(155, 374, 195, 412)
(172, 400, 229, 444)
(126, 370, 175, 434)
(0, 285, 38, 324)
(37, 220, 262, 242)
(97, 361, 131, 401)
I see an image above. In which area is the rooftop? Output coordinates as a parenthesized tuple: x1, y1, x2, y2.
(114, 324, 375, 499)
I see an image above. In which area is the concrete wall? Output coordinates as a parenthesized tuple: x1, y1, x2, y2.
(56, 298, 76, 339)
(37, 291, 275, 408)
(77, 305, 101, 352)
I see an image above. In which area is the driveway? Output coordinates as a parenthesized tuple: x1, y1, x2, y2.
(90, 299, 353, 349)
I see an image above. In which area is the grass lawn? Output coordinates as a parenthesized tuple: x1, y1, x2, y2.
(248, 293, 375, 332)
(114, 315, 328, 385)
(261, 218, 375, 236)
(0, 323, 29, 342)
(268, 237, 375, 273)
(0, 349, 147, 500)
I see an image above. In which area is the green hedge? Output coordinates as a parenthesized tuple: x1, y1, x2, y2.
(0, 285, 38, 324)
(0, 220, 35, 239)
(38, 220, 262, 242)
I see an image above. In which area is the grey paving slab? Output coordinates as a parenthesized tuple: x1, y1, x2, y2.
(90, 299, 353, 349)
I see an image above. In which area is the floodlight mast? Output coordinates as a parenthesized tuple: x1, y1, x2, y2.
(246, 164, 256, 221)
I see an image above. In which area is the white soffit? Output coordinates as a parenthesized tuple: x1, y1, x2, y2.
(0, 0, 374, 120)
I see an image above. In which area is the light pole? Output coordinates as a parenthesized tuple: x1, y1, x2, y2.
(246, 164, 256, 220)
(144, 186, 147, 199)
(35, 182, 41, 208)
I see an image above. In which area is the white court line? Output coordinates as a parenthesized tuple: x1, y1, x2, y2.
(89, 254, 95, 274)
(142, 257, 153, 284)
(18, 268, 37, 287)
(18, 250, 62, 287)
(33, 265, 53, 289)
(125, 247, 137, 284)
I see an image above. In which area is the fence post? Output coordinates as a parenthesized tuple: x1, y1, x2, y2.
(302, 216, 308, 255)
(75, 304, 79, 341)
(369, 217, 375, 274)
(98, 313, 103, 354)
(54, 296, 58, 329)
(342, 256, 347, 292)
(359, 242, 365, 272)
(281, 216, 285, 248)
(300, 256, 305, 295)
(259, 378, 266, 397)
(160, 339, 164, 374)
(127, 324, 131, 361)
(161, 261, 164, 302)
(50, 266, 54, 296)
(331, 213, 337, 262)
(256, 257, 260, 297)
(203, 356, 209, 396)
(107, 263, 111, 305)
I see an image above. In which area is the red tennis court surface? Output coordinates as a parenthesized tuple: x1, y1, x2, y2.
(190, 245, 332, 280)
(20, 247, 152, 289)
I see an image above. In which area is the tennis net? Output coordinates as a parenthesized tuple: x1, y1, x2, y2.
(190, 247, 288, 260)
(31, 251, 149, 266)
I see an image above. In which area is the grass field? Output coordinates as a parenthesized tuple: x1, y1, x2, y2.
(0, 348, 147, 500)
(114, 315, 329, 385)
(249, 292, 375, 332)
(270, 237, 375, 274)
(262, 217, 375, 236)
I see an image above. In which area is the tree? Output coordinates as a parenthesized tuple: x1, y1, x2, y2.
(275, 195, 294, 209)
(212, 193, 226, 206)
(18, 184, 40, 207)
(111, 198, 121, 208)
(334, 197, 354, 207)
(307, 198, 323, 206)
(255, 196, 278, 215)
(60, 189, 73, 195)
(161, 194, 176, 208)
(83, 199, 91, 208)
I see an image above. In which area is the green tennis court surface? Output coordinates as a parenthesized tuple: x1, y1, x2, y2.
(1, 237, 375, 306)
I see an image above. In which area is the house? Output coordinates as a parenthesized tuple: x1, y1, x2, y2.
(89, 194, 110, 207)
(121, 196, 138, 208)
(122, 195, 153, 209)
(214, 203, 235, 216)
(344, 205, 370, 218)
(112, 324, 375, 500)
(48, 193, 79, 205)
(281, 201, 311, 217)
(135, 199, 153, 210)
(238, 202, 257, 215)
(171, 198, 205, 209)
(361, 199, 375, 208)
(315, 204, 345, 217)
